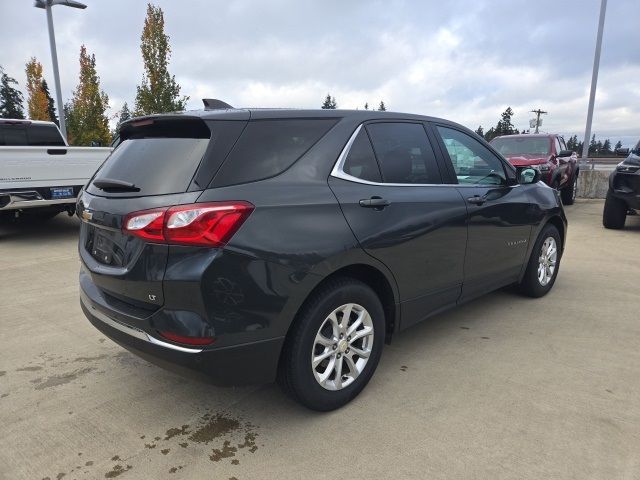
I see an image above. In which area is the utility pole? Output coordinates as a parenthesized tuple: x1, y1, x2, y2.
(582, 0, 607, 164)
(530, 109, 547, 134)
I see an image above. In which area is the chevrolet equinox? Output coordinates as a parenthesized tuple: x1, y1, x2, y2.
(78, 102, 567, 411)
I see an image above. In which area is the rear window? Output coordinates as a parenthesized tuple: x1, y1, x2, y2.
(87, 118, 210, 196)
(27, 124, 65, 146)
(0, 124, 65, 146)
(212, 119, 338, 187)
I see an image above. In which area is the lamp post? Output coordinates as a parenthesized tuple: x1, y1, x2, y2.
(582, 0, 607, 167)
(34, 0, 87, 142)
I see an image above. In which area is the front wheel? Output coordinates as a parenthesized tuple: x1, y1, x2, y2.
(278, 278, 385, 411)
(518, 224, 561, 298)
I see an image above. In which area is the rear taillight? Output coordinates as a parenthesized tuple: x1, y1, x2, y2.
(123, 201, 254, 247)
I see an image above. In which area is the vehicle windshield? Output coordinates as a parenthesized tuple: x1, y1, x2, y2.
(632, 140, 640, 155)
(491, 136, 551, 156)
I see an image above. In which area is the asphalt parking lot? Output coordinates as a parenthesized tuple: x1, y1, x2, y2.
(1, 199, 639, 480)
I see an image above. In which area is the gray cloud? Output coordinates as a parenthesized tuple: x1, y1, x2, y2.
(0, 0, 638, 144)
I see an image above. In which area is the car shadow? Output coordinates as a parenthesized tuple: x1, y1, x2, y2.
(0, 213, 80, 242)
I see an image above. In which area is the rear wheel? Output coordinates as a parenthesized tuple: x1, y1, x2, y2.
(518, 224, 561, 298)
(603, 191, 627, 229)
(561, 171, 578, 205)
(278, 277, 385, 411)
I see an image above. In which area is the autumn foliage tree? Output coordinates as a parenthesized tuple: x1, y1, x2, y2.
(135, 4, 188, 115)
(25, 58, 50, 121)
(65, 45, 111, 146)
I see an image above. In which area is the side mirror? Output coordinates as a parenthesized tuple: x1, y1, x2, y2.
(519, 167, 540, 185)
(615, 147, 630, 156)
(557, 150, 573, 158)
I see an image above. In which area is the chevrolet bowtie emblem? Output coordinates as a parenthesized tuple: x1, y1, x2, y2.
(81, 209, 93, 221)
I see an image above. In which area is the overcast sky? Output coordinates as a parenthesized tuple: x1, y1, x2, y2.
(1, 0, 638, 144)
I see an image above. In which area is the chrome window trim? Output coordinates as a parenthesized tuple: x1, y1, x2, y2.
(329, 123, 515, 188)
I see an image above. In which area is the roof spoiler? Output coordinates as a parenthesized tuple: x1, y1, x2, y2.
(202, 99, 234, 110)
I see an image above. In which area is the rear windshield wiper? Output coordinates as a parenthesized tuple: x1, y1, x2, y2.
(93, 178, 141, 192)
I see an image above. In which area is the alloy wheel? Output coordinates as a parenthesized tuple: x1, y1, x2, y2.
(311, 303, 374, 391)
(537, 237, 557, 286)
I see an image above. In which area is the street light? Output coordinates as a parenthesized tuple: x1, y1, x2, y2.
(582, 0, 607, 167)
(34, 0, 87, 142)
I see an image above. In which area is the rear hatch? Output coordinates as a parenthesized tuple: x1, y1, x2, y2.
(78, 115, 247, 313)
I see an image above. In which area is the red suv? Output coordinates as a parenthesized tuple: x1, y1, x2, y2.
(490, 134, 579, 205)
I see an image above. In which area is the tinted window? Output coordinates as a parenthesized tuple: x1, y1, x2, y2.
(0, 125, 28, 146)
(90, 138, 209, 196)
(437, 126, 506, 185)
(213, 119, 338, 187)
(366, 122, 441, 184)
(27, 124, 65, 146)
(342, 129, 382, 182)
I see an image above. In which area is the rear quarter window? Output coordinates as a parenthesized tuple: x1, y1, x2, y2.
(212, 119, 338, 187)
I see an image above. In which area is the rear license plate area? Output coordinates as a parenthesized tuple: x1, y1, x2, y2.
(51, 187, 74, 199)
(92, 230, 113, 264)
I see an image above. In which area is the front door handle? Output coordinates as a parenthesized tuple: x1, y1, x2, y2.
(359, 196, 390, 209)
(467, 195, 487, 205)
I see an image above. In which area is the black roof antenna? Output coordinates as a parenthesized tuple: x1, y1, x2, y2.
(202, 99, 234, 110)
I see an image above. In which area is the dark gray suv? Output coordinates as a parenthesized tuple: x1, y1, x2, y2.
(78, 102, 567, 410)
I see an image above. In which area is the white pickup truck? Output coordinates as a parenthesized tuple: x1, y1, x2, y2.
(0, 119, 112, 220)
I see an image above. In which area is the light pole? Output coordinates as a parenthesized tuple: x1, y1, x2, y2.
(582, 0, 607, 165)
(34, 0, 87, 142)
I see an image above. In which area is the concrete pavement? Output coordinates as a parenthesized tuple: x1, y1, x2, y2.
(1, 200, 639, 480)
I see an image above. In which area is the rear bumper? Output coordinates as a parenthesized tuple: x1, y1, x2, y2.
(80, 288, 285, 386)
(0, 187, 80, 210)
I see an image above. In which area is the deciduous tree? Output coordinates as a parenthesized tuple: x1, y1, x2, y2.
(66, 45, 111, 146)
(135, 3, 188, 115)
(25, 58, 50, 120)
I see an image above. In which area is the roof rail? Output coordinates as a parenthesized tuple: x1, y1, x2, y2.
(202, 99, 234, 110)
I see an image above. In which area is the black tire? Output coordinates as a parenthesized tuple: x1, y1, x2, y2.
(561, 171, 578, 205)
(602, 191, 627, 229)
(278, 277, 385, 411)
(518, 224, 561, 298)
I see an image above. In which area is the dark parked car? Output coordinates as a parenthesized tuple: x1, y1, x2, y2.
(490, 134, 579, 205)
(78, 104, 567, 410)
(603, 139, 640, 229)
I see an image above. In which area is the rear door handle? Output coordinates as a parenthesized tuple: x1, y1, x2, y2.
(467, 195, 487, 205)
(359, 197, 390, 209)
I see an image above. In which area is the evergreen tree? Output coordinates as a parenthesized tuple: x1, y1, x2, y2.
(474, 126, 484, 137)
(0, 67, 25, 119)
(66, 45, 111, 146)
(118, 102, 132, 126)
(588, 134, 597, 154)
(41, 79, 58, 126)
(576, 141, 584, 155)
(614, 140, 622, 150)
(135, 4, 188, 115)
(321, 93, 337, 109)
(378, 101, 386, 111)
(602, 138, 611, 154)
(25, 58, 50, 121)
(484, 126, 496, 141)
(364, 102, 369, 110)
